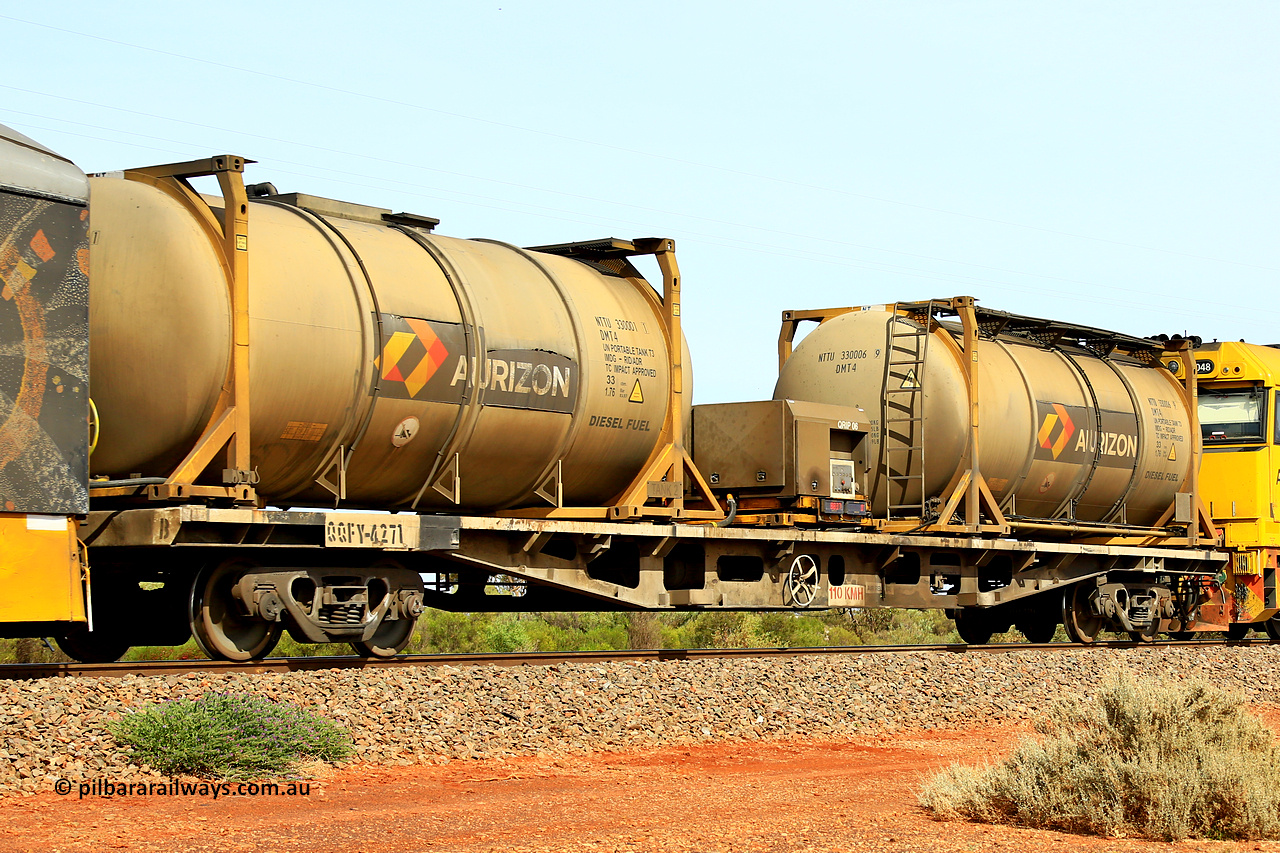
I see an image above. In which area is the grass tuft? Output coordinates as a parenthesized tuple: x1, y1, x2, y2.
(919, 670, 1280, 841)
(109, 692, 352, 779)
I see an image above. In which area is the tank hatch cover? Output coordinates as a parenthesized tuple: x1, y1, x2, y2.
(970, 306, 1170, 359)
(897, 299, 1172, 361)
(383, 211, 439, 231)
(527, 238, 640, 260)
(262, 192, 391, 225)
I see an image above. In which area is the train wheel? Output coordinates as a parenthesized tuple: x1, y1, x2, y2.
(189, 560, 282, 662)
(1266, 617, 1280, 643)
(55, 624, 130, 663)
(1227, 623, 1250, 641)
(1062, 584, 1104, 645)
(1016, 620, 1056, 644)
(954, 610, 993, 645)
(351, 615, 418, 659)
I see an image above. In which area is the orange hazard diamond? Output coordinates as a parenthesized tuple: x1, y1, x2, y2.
(1037, 403, 1075, 459)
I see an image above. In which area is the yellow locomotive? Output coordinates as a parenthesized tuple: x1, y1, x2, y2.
(1173, 341, 1280, 638)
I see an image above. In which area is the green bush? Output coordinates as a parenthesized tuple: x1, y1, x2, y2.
(110, 692, 351, 779)
(518, 612, 628, 651)
(124, 638, 216, 661)
(5, 604, 1075, 664)
(919, 671, 1280, 841)
(0, 637, 67, 663)
(878, 609, 962, 644)
(413, 609, 498, 653)
(484, 618, 533, 653)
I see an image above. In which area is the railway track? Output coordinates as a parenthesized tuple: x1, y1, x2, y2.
(2, 637, 1273, 680)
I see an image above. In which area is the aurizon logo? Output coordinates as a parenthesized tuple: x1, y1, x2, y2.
(1037, 403, 1075, 459)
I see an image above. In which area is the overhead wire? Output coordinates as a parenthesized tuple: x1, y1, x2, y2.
(5, 104, 1278, 331)
(0, 91, 1176, 295)
(2, 12, 1276, 275)
(6, 113, 1270, 334)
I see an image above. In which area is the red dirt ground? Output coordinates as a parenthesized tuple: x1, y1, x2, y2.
(1, 724, 1274, 853)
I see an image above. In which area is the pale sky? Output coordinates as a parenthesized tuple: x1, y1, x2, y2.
(4, 2, 1276, 403)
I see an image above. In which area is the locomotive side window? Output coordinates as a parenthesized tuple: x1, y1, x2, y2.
(1199, 386, 1267, 443)
(1275, 389, 1280, 445)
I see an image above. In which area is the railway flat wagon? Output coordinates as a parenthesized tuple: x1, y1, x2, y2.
(5, 124, 1274, 663)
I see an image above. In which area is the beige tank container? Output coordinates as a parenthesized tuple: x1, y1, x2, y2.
(87, 176, 678, 509)
(774, 308, 1194, 525)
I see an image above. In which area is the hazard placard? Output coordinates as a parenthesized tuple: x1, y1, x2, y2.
(629, 380, 644, 403)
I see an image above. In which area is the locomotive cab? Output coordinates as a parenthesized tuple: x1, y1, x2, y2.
(1171, 342, 1280, 635)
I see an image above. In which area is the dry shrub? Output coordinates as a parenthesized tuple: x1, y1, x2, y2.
(919, 670, 1280, 841)
(625, 612, 663, 649)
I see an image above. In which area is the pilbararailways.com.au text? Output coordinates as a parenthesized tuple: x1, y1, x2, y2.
(54, 778, 312, 799)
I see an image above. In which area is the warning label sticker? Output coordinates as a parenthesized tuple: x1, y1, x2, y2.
(596, 314, 659, 403)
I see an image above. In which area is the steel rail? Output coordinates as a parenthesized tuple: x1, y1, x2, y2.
(1, 637, 1273, 681)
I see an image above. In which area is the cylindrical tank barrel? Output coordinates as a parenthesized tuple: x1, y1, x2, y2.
(87, 176, 675, 509)
(773, 308, 1194, 525)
